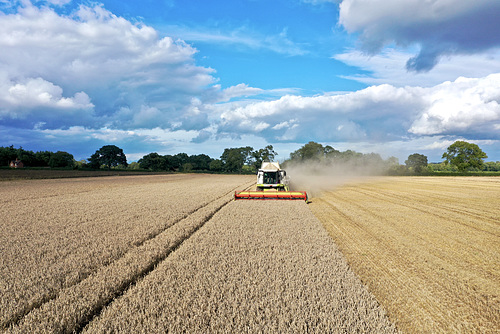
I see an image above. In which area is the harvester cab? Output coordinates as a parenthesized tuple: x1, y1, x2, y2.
(256, 162, 290, 192)
(235, 162, 308, 201)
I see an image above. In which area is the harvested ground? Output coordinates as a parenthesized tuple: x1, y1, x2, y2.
(310, 176, 500, 333)
(83, 200, 397, 333)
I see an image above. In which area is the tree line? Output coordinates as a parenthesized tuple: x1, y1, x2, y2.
(401, 141, 497, 174)
(0, 145, 75, 168)
(283, 141, 398, 174)
(136, 145, 277, 173)
(278, 140, 497, 174)
(0, 144, 278, 173)
(1, 140, 497, 174)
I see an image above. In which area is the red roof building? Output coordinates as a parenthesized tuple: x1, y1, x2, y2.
(9, 159, 24, 168)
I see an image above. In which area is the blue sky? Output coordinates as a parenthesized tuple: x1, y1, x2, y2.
(1, 0, 499, 163)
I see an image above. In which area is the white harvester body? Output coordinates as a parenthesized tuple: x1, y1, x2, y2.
(256, 161, 290, 191)
(234, 162, 308, 201)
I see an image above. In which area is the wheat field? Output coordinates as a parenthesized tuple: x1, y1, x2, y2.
(2, 174, 397, 333)
(1, 174, 255, 332)
(83, 200, 397, 333)
(4, 174, 495, 333)
(310, 176, 500, 333)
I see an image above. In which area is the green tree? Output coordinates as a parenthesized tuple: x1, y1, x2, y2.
(17, 149, 36, 167)
(428, 162, 456, 172)
(181, 162, 193, 172)
(34, 151, 52, 167)
(49, 151, 75, 168)
(338, 149, 363, 162)
(405, 153, 428, 173)
(188, 154, 212, 170)
(162, 155, 178, 171)
(385, 156, 399, 167)
(138, 153, 167, 171)
(128, 161, 141, 170)
(209, 159, 224, 172)
(290, 141, 325, 162)
(385, 156, 401, 174)
(252, 145, 277, 171)
(221, 146, 253, 172)
(442, 141, 487, 172)
(0, 146, 18, 166)
(173, 153, 189, 168)
(75, 159, 88, 169)
(88, 152, 101, 169)
(362, 152, 384, 165)
(483, 161, 500, 171)
(241, 146, 255, 165)
(88, 145, 128, 170)
(324, 145, 341, 159)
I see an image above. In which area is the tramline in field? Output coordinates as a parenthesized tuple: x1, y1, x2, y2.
(234, 162, 308, 201)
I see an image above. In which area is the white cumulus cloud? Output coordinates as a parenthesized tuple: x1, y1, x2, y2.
(218, 73, 500, 143)
(409, 74, 500, 136)
(0, 1, 216, 129)
(1, 77, 92, 109)
(219, 84, 264, 102)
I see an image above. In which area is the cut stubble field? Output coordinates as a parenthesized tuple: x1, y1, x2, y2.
(310, 176, 499, 333)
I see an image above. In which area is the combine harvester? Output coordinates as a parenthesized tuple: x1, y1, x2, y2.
(234, 162, 308, 201)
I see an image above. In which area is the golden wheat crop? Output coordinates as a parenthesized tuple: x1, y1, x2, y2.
(310, 176, 500, 333)
(83, 200, 398, 333)
(1, 174, 254, 332)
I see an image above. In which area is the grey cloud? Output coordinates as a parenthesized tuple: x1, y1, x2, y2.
(406, 48, 441, 72)
(177, 112, 210, 132)
(191, 130, 212, 143)
(339, 0, 500, 72)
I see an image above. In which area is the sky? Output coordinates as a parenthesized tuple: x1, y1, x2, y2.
(1, 0, 499, 163)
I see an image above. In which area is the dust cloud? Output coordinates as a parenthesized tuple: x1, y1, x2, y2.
(286, 161, 385, 198)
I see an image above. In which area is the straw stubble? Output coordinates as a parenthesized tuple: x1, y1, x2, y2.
(310, 176, 500, 333)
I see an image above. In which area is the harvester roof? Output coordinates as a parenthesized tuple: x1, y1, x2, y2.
(260, 161, 280, 171)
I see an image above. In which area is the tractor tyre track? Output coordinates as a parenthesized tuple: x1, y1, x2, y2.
(5, 180, 255, 334)
(81, 200, 399, 333)
(353, 185, 499, 232)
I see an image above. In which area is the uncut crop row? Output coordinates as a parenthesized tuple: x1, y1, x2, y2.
(1, 174, 254, 332)
(83, 200, 398, 333)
